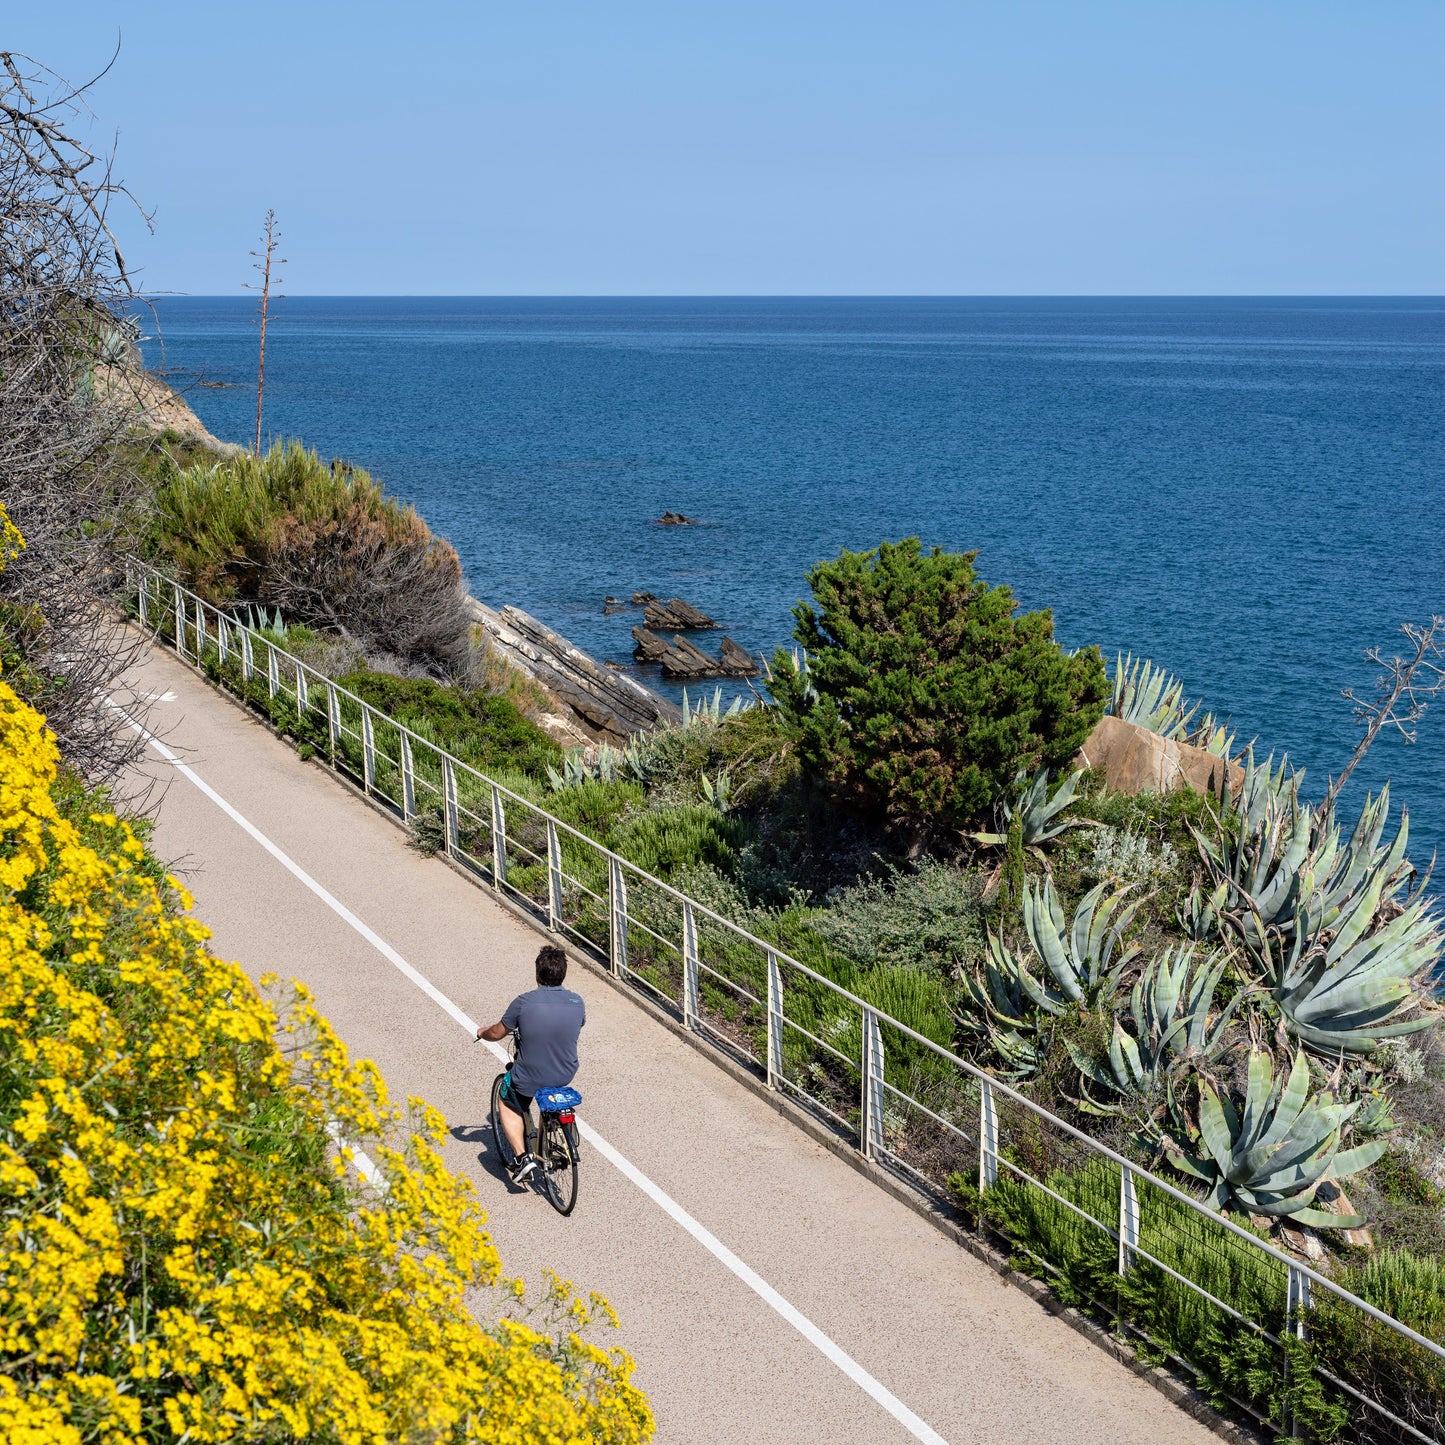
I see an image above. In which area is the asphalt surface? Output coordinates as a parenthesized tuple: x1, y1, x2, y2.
(118, 642, 1218, 1445)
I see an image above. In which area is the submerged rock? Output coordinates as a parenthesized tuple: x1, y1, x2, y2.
(656, 511, 697, 525)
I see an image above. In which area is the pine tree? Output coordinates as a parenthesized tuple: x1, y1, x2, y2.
(770, 538, 1107, 834)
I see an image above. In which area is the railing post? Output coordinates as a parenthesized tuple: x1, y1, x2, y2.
(266, 641, 279, 699)
(137, 571, 149, 628)
(173, 584, 186, 656)
(682, 901, 700, 1030)
(194, 599, 206, 657)
(326, 682, 340, 760)
(1286, 1264, 1312, 1339)
(217, 615, 229, 665)
(979, 1078, 999, 1193)
(766, 950, 783, 1090)
(545, 819, 563, 931)
(400, 733, 415, 820)
(361, 706, 376, 793)
(442, 757, 459, 856)
(861, 1006, 885, 1160)
(1118, 1165, 1139, 1275)
(490, 783, 507, 889)
(1282, 1263, 1314, 1441)
(296, 661, 308, 713)
(607, 855, 628, 977)
(241, 628, 254, 682)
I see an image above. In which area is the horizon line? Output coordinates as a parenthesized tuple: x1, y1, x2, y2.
(138, 291, 1445, 301)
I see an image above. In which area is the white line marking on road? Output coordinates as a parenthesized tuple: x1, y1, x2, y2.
(324, 1121, 387, 1193)
(117, 701, 950, 1445)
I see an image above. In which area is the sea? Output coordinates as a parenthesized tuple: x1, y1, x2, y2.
(140, 296, 1445, 866)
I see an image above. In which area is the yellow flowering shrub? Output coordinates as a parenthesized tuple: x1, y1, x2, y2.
(0, 673, 653, 1444)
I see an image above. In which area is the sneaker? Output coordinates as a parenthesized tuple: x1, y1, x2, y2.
(508, 1153, 538, 1184)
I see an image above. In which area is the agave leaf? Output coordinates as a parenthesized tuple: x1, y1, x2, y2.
(1291, 1204, 1370, 1229)
(1197, 1083, 1235, 1176)
(1332, 1138, 1390, 1179)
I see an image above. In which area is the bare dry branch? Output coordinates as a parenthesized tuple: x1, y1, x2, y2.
(1326, 616, 1445, 810)
(0, 50, 157, 784)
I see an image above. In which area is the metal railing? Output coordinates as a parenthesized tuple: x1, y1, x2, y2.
(129, 562, 1445, 1444)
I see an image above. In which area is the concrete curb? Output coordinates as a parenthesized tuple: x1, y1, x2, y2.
(161, 647, 1268, 1445)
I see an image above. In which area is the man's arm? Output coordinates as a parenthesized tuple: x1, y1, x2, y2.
(476, 1021, 509, 1041)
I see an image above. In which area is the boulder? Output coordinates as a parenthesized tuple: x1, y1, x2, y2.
(1074, 714, 1243, 799)
(630, 591, 657, 605)
(656, 511, 697, 525)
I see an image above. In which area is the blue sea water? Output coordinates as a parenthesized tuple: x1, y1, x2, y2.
(141, 297, 1445, 864)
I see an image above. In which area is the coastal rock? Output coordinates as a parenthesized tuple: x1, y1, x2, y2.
(656, 511, 697, 525)
(718, 637, 760, 676)
(102, 358, 243, 455)
(631, 627, 760, 679)
(1074, 714, 1244, 799)
(630, 591, 657, 605)
(467, 598, 680, 743)
(643, 597, 718, 631)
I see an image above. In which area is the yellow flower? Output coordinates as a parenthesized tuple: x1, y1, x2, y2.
(0, 676, 653, 1443)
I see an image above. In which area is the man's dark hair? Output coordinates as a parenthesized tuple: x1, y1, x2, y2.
(535, 945, 568, 987)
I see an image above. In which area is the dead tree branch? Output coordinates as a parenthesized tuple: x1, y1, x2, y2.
(0, 50, 157, 783)
(1326, 616, 1445, 811)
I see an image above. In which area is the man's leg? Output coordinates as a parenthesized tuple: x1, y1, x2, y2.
(501, 1094, 529, 1158)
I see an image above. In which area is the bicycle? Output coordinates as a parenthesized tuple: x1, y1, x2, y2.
(489, 1039, 581, 1216)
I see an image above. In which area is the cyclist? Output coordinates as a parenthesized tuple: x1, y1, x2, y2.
(476, 944, 585, 1184)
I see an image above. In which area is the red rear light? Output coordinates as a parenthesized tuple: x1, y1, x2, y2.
(558, 1111, 575, 1124)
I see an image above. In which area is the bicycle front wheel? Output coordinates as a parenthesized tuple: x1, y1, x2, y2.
(539, 1116, 579, 1216)
(490, 1073, 520, 1175)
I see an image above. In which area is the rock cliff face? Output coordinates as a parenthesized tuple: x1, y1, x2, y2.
(98, 360, 242, 454)
(1075, 714, 1244, 798)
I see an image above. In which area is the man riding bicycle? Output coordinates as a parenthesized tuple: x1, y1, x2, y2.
(476, 944, 585, 1184)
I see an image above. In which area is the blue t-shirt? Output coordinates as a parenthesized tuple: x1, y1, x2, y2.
(502, 985, 586, 1096)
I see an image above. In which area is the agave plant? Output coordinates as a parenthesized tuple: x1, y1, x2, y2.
(957, 936, 1049, 1080)
(698, 769, 734, 812)
(974, 767, 1090, 853)
(1110, 653, 1238, 757)
(1200, 754, 1414, 952)
(1257, 895, 1440, 1054)
(1020, 876, 1141, 1009)
(236, 604, 289, 637)
(1110, 653, 1200, 738)
(680, 687, 748, 727)
(1163, 1048, 1387, 1228)
(1071, 945, 1242, 1114)
(1178, 879, 1229, 941)
(1198, 758, 1441, 1053)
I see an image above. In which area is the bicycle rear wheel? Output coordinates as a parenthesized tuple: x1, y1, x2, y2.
(490, 1073, 520, 1174)
(539, 1115, 579, 1216)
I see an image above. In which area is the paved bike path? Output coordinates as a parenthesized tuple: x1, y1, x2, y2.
(119, 642, 1216, 1445)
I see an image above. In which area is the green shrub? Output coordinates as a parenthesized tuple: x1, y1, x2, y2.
(1310, 1251, 1445, 1441)
(610, 804, 745, 880)
(811, 859, 986, 976)
(950, 1161, 1352, 1439)
(148, 442, 473, 670)
(857, 966, 955, 1052)
(339, 669, 560, 778)
(770, 538, 1108, 833)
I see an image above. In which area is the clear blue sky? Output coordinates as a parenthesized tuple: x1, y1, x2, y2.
(12, 2, 1444, 295)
